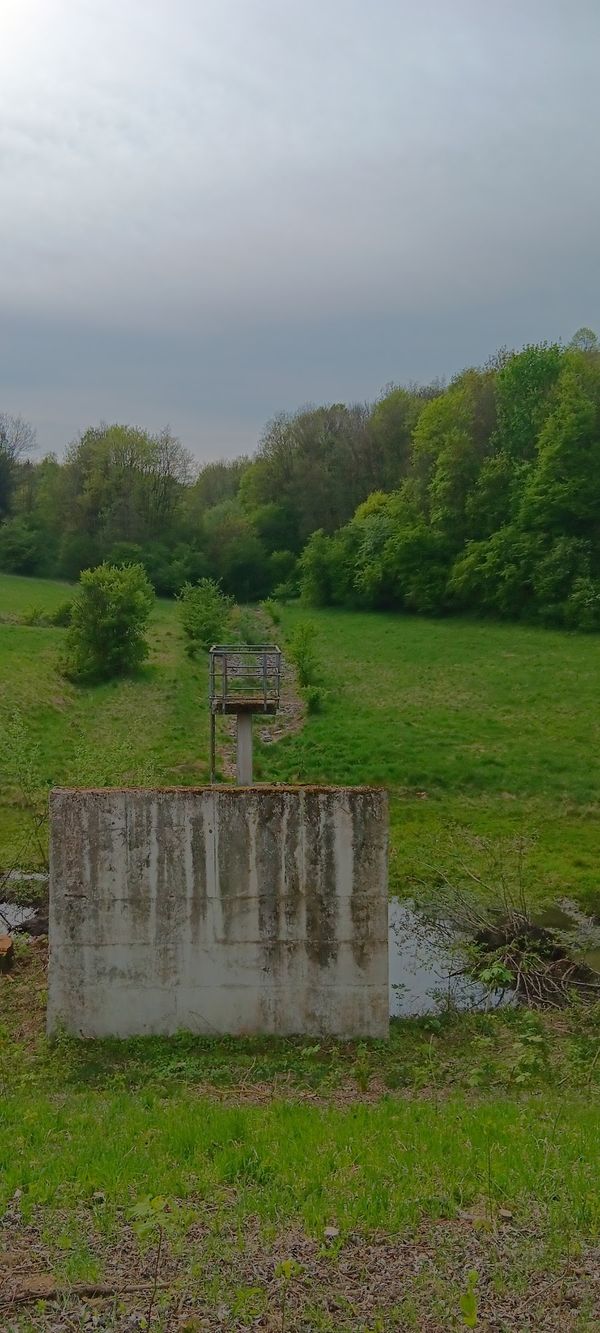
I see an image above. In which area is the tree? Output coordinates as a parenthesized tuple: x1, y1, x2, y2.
(448, 527, 540, 620)
(186, 457, 248, 519)
(368, 387, 423, 490)
(519, 357, 600, 541)
(63, 563, 155, 682)
(254, 403, 376, 544)
(0, 413, 36, 518)
(411, 381, 476, 517)
(299, 518, 364, 608)
(201, 499, 270, 600)
(494, 343, 563, 461)
(62, 424, 193, 552)
(569, 327, 599, 355)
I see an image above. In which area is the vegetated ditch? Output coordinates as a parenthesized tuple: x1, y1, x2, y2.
(3, 873, 600, 1018)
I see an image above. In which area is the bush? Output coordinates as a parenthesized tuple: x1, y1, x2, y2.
(268, 549, 297, 590)
(48, 600, 73, 627)
(260, 598, 282, 626)
(302, 684, 326, 714)
(63, 563, 155, 682)
(287, 619, 321, 688)
(21, 605, 47, 626)
(272, 579, 299, 603)
(565, 576, 600, 631)
(0, 518, 45, 574)
(177, 578, 233, 656)
(299, 529, 356, 607)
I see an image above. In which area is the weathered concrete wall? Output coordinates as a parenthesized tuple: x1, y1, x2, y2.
(48, 786, 388, 1039)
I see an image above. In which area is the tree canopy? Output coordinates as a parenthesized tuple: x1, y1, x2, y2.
(2, 333, 600, 629)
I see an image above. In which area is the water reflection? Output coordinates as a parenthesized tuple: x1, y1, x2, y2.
(388, 898, 508, 1017)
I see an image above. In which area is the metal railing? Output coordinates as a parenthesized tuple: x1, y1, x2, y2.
(209, 644, 282, 714)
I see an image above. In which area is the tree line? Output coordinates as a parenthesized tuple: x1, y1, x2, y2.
(1, 327, 599, 630)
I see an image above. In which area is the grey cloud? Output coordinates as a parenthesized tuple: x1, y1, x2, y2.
(1, 0, 599, 457)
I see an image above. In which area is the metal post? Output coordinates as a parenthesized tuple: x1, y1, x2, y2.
(236, 712, 253, 785)
(209, 711, 216, 784)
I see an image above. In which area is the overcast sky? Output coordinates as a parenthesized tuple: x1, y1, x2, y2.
(1, 0, 598, 461)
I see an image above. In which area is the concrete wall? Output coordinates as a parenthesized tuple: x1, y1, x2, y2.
(48, 786, 388, 1039)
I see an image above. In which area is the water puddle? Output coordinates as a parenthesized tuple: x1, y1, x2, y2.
(0, 902, 35, 931)
(388, 899, 503, 1016)
(0, 871, 48, 934)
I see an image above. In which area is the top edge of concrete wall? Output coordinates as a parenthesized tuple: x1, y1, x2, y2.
(49, 785, 388, 796)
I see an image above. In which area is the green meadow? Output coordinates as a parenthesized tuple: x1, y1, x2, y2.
(1, 572, 598, 913)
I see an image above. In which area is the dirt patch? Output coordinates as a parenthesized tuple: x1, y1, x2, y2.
(0, 1212, 598, 1330)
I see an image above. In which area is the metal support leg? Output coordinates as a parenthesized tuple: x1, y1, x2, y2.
(236, 712, 253, 785)
(209, 712, 216, 784)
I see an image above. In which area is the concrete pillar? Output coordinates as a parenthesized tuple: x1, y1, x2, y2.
(236, 712, 253, 784)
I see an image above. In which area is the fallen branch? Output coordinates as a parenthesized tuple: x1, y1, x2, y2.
(0, 1280, 169, 1310)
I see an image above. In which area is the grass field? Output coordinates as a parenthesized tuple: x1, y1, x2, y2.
(1, 573, 599, 912)
(260, 605, 600, 912)
(1, 573, 600, 1328)
(0, 574, 205, 867)
(1, 945, 599, 1329)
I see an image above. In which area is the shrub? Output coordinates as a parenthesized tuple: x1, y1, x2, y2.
(0, 518, 45, 574)
(260, 598, 282, 626)
(177, 578, 233, 656)
(299, 529, 357, 607)
(48, 600, 73, 627)
(21, 605, 47, 626)
(63, 563, 155, 682)
(565, 576, 600, 631)
(302, 684, 326, 714)
(272, 579, 299, 603)
(287, 620, 321, 688)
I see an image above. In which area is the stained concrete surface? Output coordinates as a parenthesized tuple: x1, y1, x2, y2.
(48, 786, 388, 1039)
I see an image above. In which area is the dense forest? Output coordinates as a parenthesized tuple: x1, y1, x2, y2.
(1, 328, 600, 629)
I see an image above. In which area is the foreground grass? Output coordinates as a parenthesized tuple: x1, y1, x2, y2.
(1, 947, 600, 1329)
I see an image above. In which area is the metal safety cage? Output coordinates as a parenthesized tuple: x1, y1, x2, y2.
(209, 644, 282, 716)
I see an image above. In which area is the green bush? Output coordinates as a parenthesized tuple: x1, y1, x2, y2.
(48, 600, 73, 627)
(63, 563, 155, 682)
(177, 578, 233, 656)
(272, 580, 299, 603)
(302, 684, 326, 714)
(21, 605, 47, 626)
(260, 598, 282, 626)
(0, 518, 45, 575)
(565, 576, 600, 631)
(287, 620, 321, 688)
